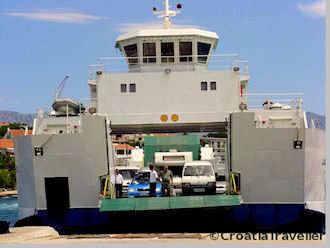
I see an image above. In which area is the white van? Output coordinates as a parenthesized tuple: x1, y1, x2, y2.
(181, 161, 216, 195)
(154, 151, 193, 190)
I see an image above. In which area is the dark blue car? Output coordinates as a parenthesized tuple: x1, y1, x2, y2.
(127, 170, 162, 198)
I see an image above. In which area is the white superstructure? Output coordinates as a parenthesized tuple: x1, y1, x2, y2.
(88, 0, 248, 132)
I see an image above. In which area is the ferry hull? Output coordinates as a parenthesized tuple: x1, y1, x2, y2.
(16, 204, 324, 234)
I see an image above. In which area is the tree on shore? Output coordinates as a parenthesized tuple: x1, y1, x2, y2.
(0, 151, 16, 189)
(0, 122, 31, 189)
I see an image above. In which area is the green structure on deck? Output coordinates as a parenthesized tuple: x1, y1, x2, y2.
(100, 195, 242, 212)
(143, 135, 201, 167)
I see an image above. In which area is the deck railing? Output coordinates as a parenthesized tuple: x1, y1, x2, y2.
(242, 92, 304, 110)
(88, 54, 248, 79)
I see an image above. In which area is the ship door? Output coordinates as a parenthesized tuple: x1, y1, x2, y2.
(45, 177, 70, 214)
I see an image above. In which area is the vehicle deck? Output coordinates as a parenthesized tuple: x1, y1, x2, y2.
(100, 194, 242, 212)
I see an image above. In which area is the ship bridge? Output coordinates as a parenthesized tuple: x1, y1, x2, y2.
(114, 0, 219, 73)
(115, 27, 219, 73)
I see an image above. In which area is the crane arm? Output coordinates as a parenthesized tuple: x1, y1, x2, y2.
(55, 75, 70, 100)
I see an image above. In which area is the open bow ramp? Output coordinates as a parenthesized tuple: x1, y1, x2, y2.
(100, 195, 242, 212)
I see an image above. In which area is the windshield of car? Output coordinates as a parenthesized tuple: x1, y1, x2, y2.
(131, 172, 150, 184)
(183, 165, 213, 176)
(118, 169, 137, 180)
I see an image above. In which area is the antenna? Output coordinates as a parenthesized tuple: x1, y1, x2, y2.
(153, 0, 182, 29)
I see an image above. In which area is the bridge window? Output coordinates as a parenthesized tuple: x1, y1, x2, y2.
(201, 81, 208, 91)
(143, 43, 156, 63)
(161, 42, 174, 63)
(179, 42, 192, 62)
(198, 42, 211, 63)
(120, 84, 127, 93)
(129, 83, 136, 93)
(124, 44, 138, 65)
(210, 81, 217, 90)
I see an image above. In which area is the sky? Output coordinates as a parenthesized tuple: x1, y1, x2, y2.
(0, 0, 325, 114)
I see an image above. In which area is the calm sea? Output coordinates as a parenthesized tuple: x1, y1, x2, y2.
(0, 196, 18, 226)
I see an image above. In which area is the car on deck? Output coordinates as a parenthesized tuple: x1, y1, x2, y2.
(181, 161, 216, 195)
(116, 166, 140, 196)
(127, 168, 162, 198)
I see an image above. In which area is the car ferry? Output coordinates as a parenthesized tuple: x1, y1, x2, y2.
(14, 0, 325, 233)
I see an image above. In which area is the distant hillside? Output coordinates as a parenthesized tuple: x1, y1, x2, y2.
(0, 111, 35, 126)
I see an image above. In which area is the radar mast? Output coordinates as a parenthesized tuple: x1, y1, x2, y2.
(153, 0, 182, 29)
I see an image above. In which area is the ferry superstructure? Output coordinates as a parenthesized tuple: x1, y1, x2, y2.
(14, 0, 325, 233)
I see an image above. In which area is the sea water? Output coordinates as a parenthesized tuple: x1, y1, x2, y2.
(0, 196, 18, 226)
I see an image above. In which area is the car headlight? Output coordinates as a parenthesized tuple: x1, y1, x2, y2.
(156, 188, 161, 192)
(128, 188, 135, 192)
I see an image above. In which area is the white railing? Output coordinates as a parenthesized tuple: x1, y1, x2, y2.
(35, 98, 96, 118)
(88, 54, 248, 75)
(243, 92, 304, 110)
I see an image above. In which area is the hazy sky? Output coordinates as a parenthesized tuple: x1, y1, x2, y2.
(0, 0, 325, 114)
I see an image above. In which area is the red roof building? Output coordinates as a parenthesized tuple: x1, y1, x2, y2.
(3, 128, 33, 140)
(1, 128, 32, 154)
(0, 139, 14, 154)
(0, 122, 9, 127)
(7, 129, 32, 138)
(113, 143, 134, 150)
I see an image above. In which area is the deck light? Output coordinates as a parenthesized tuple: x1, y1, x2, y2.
(293, 140, 303, 149)
(233, 66, 240, 72)
(239, 102, 247, 111)
(171, 114, 179, 122)
(160, 114, 168, 122)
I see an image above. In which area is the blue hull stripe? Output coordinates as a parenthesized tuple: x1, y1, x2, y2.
(36, 204, 308, 232)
